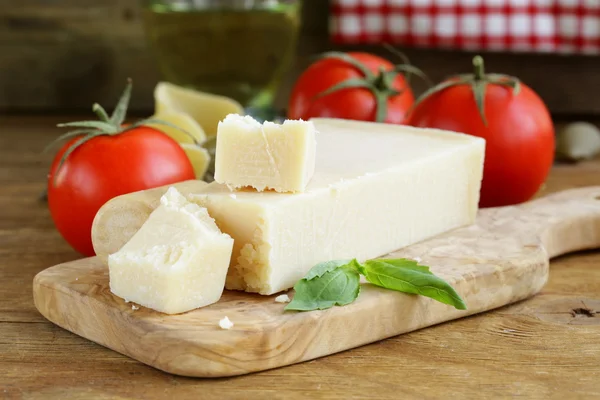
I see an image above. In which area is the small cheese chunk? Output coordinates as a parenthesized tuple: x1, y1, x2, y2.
(219, 316, 234, 330)
(108, 187, 234, 315)
(192, 118, 485, 295)
(274, 294, 291, 303)
(214, 114, 317, 193)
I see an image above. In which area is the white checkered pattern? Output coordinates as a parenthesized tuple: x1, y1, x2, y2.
(330, 0, 600, 54)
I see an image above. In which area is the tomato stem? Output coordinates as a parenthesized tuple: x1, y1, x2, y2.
(311, 51, 429, 123)
(373, 67, 390, 91)
(412, 55, 522, 128)
(92, 103, 110, 123)
(473, 55, 485, 81)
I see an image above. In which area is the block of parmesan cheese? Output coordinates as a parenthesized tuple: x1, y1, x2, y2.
(191, 118, 485, 295)
(108, 187, 234, 314)
(214, 114, 317, 193)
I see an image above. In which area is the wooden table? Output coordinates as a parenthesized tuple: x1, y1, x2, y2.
(1, 116, 599, 399)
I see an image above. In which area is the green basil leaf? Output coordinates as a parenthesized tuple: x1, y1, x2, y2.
(285, 266, 360, 311)
(370, 258, 431, 274)
(304, 259, 358, 280)
(363, 259, 467, 310)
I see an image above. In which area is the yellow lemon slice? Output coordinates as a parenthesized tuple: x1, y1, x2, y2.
(180, 143, 211, 180)
(148, 111, 207, 145)
(154, 82, 244, 137)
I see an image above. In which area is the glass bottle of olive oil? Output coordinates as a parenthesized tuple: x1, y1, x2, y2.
(142, 0, 302, 112)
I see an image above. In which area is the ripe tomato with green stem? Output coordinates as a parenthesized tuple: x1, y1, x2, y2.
(288, 50, 428, 124)
(47, 80, 195, 256)
(406, 56, 555, 208)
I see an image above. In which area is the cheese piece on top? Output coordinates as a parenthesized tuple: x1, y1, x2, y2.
(214, 114, 317, 193)
(192, 118, 485, 296)
(108, 187, 234, 314)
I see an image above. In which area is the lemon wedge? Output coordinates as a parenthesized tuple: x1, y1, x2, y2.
(154, 82, 244, 137)
(180, 143, 211, 179)
(148, 111, 207, 145)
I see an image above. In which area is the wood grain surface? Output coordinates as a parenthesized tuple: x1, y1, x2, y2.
(1, 116, 600, 398)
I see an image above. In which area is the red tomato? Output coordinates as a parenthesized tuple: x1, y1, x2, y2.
(407, 62, 555, 208)
(48, 127, 194, 256)
(288, 52, 415, 124)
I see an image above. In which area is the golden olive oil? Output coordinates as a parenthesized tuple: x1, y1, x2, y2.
(142, 1, 301, 110)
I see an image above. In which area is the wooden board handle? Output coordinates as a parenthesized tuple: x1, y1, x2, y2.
(503, 186, 600, 258)
(382, 186, 600, 327)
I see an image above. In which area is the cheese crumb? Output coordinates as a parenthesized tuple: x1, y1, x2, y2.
(229, 193, 237, 199)
(275, 294, 291, 303)
(131, 305, 139, 311)
(219, 316, 234, 330)
(413, 256, 422, 262)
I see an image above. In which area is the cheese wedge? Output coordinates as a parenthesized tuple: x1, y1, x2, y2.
(108, 187, 234, 314)
(214, 114, 317, 193)
(192, 118, 485, 295)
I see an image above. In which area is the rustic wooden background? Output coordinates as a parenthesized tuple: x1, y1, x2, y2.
(2, 0, 600, 116)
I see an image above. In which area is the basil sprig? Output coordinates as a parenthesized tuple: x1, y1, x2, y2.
(285, 258, 466, 312)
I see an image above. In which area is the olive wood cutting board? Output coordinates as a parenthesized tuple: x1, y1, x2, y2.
(33, 187, 600, 378)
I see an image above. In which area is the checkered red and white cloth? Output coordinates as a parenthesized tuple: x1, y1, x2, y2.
(330, 0, 600, 54)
